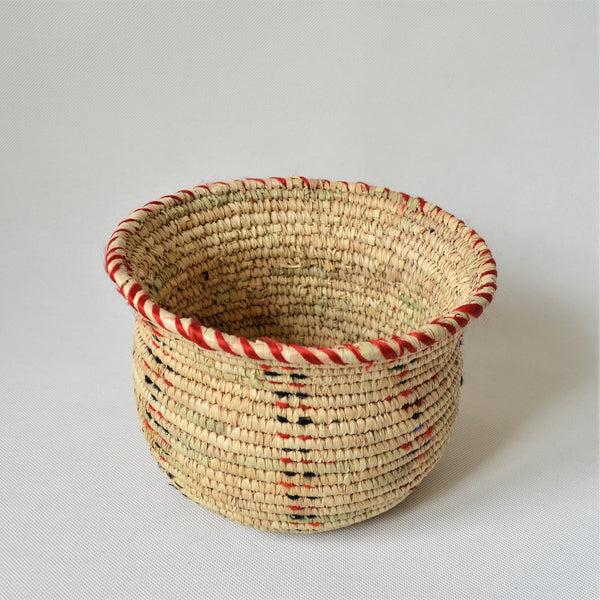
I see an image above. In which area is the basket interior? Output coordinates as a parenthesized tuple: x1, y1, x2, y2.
(125, 186, 479, 347)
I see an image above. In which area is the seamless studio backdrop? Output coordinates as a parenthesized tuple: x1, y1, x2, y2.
(0, 2, 598, 599)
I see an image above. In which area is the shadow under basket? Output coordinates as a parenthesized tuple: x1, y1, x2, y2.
(105, 176, 497, 533)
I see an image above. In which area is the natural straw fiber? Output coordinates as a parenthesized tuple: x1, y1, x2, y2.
(105, 176, 497, 533)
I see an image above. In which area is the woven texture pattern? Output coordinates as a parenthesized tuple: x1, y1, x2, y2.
(106, 176, 497, 532)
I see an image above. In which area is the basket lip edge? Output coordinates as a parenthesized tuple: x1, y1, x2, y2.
(105, 176, 498, 366)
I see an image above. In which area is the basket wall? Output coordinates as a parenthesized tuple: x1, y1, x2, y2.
(106, 176, 497, 533)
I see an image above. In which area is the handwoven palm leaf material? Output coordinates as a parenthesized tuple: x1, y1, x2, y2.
(106, 176, 497, 533)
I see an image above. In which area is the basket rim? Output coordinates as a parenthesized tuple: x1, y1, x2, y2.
(105, 176, 497, 366)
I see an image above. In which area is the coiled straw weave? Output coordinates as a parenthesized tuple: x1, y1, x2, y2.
(106, 176, 497, 532)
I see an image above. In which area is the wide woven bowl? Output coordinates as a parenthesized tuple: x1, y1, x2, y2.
(106, 176, 497, 533)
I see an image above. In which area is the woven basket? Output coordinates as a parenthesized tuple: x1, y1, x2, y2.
(105, 176, 497, 533)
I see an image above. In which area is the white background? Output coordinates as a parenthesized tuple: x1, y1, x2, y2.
(1, 2, 598, 598)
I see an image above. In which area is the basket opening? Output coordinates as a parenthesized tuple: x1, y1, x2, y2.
(125, 185, 479, 347)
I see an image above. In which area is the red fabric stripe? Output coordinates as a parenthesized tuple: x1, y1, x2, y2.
(289, 344, 324, 365)
(481, 269, 498, 278)
(391, 336, 416, 354)
(111, 227, 133, 236)
(398, 388, 415, 397)
(105, 246, 124, 259)
(188, 321, 214, 351)
(104, 253, 120, 270)
(105, 254, 125, 270)
(316, 347, 346, 365)
(260, 337, 290, 364)
(431, 318, 457, 333)
(342, 343, 371, 364)
(174, 317, 188, 339)
(276, 401, 289, 409)
(277, 432, 291, 440)
(369, 339, 397, 360)
(151, 303, 165, 329)
(126, 283, 142, 306)
(453, 314, 469, 328)
(477, 282, 497, 291)
(240, 337, 262, 361)
(108, 262, 122, 280)
(474, 292, 494, 302)
(272, 177, 287, 186)
(136, 293, 151, 319)
(214, 330, 239, 356)
(409, 331, 436, 346)
(455, 303, 484, 317)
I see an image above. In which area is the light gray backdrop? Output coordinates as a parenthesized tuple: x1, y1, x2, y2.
(1, 2, 598, 599)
